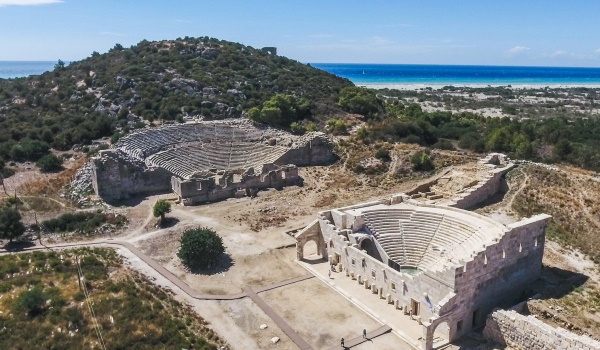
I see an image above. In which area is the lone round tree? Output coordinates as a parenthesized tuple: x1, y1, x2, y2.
(153, 199, 171, 223)
(0, 207, 26, 242)
(177, 228, 224, 270)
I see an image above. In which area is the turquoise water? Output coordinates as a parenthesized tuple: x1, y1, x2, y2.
(0, 61, 57, 79)
(311, 63, 600, 86)
(4, 61, 600, 86)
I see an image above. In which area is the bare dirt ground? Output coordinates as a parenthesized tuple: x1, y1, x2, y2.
(120, 165, 429, 296)
(260, 278, 383, 349)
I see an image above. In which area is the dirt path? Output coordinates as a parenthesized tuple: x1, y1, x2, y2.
(505, 167, 529, 212)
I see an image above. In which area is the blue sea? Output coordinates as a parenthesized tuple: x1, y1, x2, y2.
(311, 63, 600, 87)
(0, 61, 57, 79)
(3, 61, 600, 87)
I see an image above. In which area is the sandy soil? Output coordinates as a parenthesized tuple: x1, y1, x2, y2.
(260, 278, 386, 349)
(118, 165, 424, 296)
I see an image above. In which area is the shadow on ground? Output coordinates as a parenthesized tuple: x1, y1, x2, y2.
(3, 241, 36, 252)
(535, 265, 589, 300)
(159, 217, 180, 228)
(301, 257, 328, 265)
(189, 253, 234, 275)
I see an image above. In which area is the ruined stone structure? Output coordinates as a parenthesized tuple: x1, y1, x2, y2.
(295, 154, 551, 350)
(483, 308, 600, 350)
(91, 120, 335, 203)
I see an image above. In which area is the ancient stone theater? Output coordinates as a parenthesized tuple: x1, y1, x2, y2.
(91, 120, 334, 204)
(296, 154, 551, 349)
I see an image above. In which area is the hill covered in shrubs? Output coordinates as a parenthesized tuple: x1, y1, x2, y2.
(0, 36, 352, 166)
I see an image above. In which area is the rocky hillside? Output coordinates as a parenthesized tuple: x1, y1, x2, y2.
(0, 36, 352, 160)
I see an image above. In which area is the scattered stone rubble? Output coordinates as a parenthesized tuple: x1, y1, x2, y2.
(67, 162, 94, 203)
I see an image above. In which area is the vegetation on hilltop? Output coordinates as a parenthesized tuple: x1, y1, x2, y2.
(0, 36, 352, 169)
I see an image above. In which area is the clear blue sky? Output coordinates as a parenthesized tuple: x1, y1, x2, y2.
(1, 0, 599, 67)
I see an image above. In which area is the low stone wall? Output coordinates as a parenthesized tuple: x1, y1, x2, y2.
(451, 163, 515, 209)
(172, 164, 303, 205)
(483, 309, 600, 350)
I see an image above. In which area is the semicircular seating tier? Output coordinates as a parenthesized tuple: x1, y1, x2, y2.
(359, 205, 503, 272)
(113, 122, 294, 179)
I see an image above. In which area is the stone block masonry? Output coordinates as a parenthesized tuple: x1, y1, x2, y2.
(483, 309, 600, 350)
(90, 120, 336, 204)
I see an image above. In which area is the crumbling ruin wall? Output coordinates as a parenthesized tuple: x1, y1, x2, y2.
(172, 164, 302, 205)
(274, 132, 336, 166)
(450, 163, 515, 209)
(483, 309, 600, 350)
(91, 149, 172, 201)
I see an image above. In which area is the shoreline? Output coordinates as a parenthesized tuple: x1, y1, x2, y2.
(357, 82, 600, 90)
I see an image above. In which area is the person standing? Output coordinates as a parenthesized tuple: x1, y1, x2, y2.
(341, 337, 345, 348)
(363, 328, 367, 338)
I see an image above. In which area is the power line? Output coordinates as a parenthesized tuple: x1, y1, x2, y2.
(76, 255, 107, 350)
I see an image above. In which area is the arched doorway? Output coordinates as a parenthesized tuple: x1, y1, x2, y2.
(302, 239, 321, 261)
(432, 320, 451, 349)
(360, 238, 373, 251)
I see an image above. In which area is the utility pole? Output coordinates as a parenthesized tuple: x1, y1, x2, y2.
(0, 173, 6, 195)
(34, 212, 41, 244)
(76, 256, 83, 291)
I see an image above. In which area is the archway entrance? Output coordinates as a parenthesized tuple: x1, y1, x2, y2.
(432, 320, 451, 349)
(302, 240, 321, 261)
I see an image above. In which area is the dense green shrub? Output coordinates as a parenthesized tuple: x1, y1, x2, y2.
(177, 228, 225, 270)
(410, 151, 435, 171)
(326, 118, 349, 135)
(248, 94, 312, 127)
(36, 154, 63, 172)
(374, 148, 391, 162)
(16, 286, 46, 317)
(338, 86, 383, 118)
(42, 212, 124, 234)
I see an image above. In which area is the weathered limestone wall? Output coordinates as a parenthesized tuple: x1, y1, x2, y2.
(172, 164, 302, 205)
(295, 219, 326, 259)
(274, 132, 336, 166)
(448, 214, 551, 339)
(450, 163, 515, 209)
(483, 309, 600, 350)
(91, 149, 172, 201)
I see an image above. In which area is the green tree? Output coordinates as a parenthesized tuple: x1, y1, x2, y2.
(410, 151, 435, 171)
(36, 154, 63, 172)
(54, 59, 65, 70)
(0, 207, 26, 242)
(153, 199, 171, 222)
(177, 227, 225, 270)
(338, 87, 382, 119)
(554, 139, 573, 159)
(248, 94, 312, 127)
